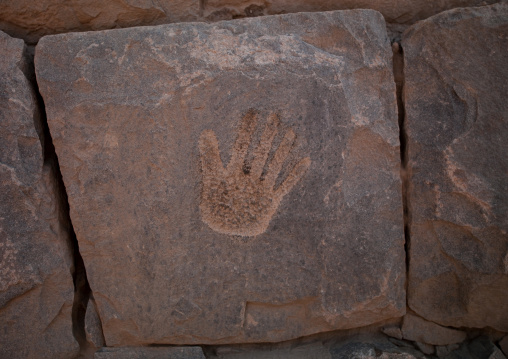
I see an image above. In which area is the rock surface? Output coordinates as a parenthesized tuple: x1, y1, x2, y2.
(443, 336, 507, 359)
(0, 0, 499, 44)
(329, 341, 423, 359)
(85, 296, 106, 348)
(403, 2, 508, 332)
(401, 314, 466, 346)
(383, 326, 403, 340)
(209, 335, 427, 359)
(211, 341, 331, 359)
(0, 0, 199, 44)
(35, 10, 405, 345)
(500, 336, 508, 357)
(204, 0, 499, 25)
(0, 31, 78, 358)
(94, 347, 206, 359)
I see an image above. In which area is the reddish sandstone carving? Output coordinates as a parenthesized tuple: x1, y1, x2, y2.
(199, 109, 311, 236)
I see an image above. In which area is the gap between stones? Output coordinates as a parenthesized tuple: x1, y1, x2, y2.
(391, 40, 411, 308)
(25, 46, 96, 357)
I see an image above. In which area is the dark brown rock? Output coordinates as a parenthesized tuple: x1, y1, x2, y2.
(500, 336, 508, 357)
(94, 347, 206, 359)
(414, 342, 434, 355)
(403, 2, 508, 332)
(401, 314, 466, 346)
(35, 10, 405, 345)
(383, 326, 403, 340)
(85, 296, 106, 348)
(212, 342, 331, 359)
(444, 336, 507, 359)
(330, 341, 423, 359)
(435, 344, 460, 359)
(0, 31, 78, 358)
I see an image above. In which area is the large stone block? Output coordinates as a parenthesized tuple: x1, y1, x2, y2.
(403, 2, 508, 331)
(0, 31, 78, 358)
(0, 0, 199, 44)
(35, 10, 405, 345)
(204, 0, 498, 25)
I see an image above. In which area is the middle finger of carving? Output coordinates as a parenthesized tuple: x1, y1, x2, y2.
(228, 109, 258, 174)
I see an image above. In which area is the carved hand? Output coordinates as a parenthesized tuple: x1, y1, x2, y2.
(198, 109, 311, 237)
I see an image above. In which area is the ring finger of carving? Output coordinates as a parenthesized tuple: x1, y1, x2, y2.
(250, 113, 279, 178)
(264, 128, 296, 187)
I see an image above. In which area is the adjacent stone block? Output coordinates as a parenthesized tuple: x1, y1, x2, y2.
(403, 2, 508, 331)
(0, 31, 78, 358)
(36, 10, 405, 345)
(0, 0, 199, 44)
(86, 296, 106, 348)
(401, 314, 466, 346)
(204, 0, 499, 25)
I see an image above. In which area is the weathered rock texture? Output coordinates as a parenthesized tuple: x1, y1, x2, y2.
(204, 0, 499, 24)
(36, 10, 405, 345)
(401, 314, 466, 346)
(0, 31, 78, 358)
(0, 0, 500, 44)
(85, 296, 106, 348)
(0, 0, 199, 44)
(94, 346, 206, 359)
(403, 2, 508, 331)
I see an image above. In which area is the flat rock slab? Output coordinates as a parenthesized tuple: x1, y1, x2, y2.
(0, 0, 200, 44)
(36, 10, 405, 345)
(212, 342, 331, 359)
(403, 2, 508, 331)
(0, 31, 78, 358)
(94, 347, 206, 359)
(401, 314, 466, 346)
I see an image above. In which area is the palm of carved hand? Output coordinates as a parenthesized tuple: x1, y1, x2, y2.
(199, 110, 311, 237)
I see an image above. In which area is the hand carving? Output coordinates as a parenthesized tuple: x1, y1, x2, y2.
(198, 109, 311, 237)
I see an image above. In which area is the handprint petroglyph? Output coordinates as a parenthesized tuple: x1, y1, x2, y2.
(198, 109, 311, 237)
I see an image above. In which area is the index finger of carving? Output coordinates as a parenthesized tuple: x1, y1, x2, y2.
(199, 130, 224, 176)
(250, 113, 279, 178)
(227, 109, 258, 173)
(275, 157, 311, 199)
(264, 129, 295, 186)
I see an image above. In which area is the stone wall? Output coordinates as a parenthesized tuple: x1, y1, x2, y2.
(1, 1, 507, 359)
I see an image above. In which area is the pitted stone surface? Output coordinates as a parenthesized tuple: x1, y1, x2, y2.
(0, 0, 199, 44)
(401, 314, 466, 346)
(36, 10, 404, 345)
(0, 0, 499, 44)
(0, 30, 78, 358)
(403, 2, 508, 331)
(94, 347, 206, 359)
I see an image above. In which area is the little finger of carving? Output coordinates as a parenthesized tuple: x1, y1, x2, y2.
(265, 129, 296, 187)
(275, 157, 311, 199)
